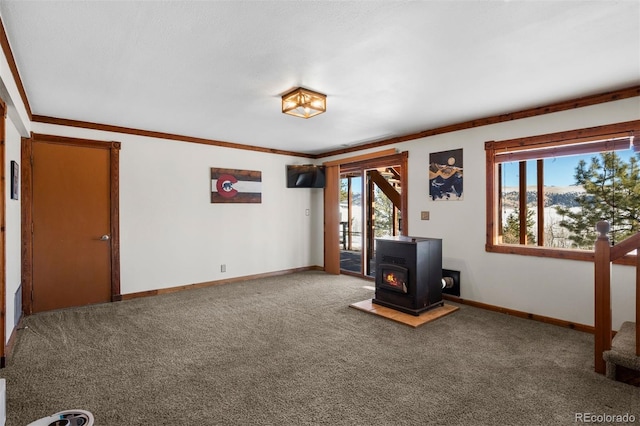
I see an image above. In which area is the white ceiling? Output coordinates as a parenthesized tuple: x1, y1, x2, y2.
(0, 1, 638, 156)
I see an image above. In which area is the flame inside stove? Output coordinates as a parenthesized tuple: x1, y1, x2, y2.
(385, 272, 403, 287)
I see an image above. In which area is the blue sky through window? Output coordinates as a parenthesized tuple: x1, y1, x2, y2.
(502, 149, 636, 187)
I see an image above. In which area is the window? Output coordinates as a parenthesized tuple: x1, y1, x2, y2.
(485, 120, 640, 263)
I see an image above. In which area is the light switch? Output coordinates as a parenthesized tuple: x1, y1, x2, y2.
(421, 211, 430, 220)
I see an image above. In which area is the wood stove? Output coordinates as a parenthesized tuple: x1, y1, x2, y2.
(373, 236, 443, 316)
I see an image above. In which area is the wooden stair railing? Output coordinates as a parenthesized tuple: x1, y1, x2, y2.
(594, 221, 640, 374)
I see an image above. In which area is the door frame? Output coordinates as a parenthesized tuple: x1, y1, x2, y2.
(339, 153, 408, 276)
(323, 149, 408, 275)
(21, 133, 121, 315)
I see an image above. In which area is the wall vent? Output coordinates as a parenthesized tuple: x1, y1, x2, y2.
(14, 285, 22, 327)
(442, 269, 461, 297)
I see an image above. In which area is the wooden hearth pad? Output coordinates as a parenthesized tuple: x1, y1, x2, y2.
(349, 299, 459, 328)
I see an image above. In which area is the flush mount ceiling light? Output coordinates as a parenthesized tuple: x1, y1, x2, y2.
(281, 87, 326, 119)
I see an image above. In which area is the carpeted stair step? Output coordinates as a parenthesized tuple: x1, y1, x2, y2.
(603, 321, 639, 383)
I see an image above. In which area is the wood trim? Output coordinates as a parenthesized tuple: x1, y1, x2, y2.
(637, 253, 640, 357)
(347, 178, 353, 249)
(32, 132, 124, 149)
(518, 161, 526, 244)
(318, 86, 640, 159)
(399, 151, 409, 236)
(490, 120, 640, 151)
(485, 142, 497, 247)
(32, 116, 312, 159)
(369, 170, 401, 209)
(323, 165, 340, 274)
(110, 143, 121, 299)
(0, 18, 32, 119)
(593, 225, 639, 370)
(118, 266, 323, 301)
(637, 254, 640, 356)
(22, 134, 121, 314)
(322, 149, 397, 167)
(485, 120, 640, 263)
(487, 243, 638, 265)
(487, 244, 596, 262)
(326, 151, 409, 277)
(3, 315, 20, 363)
(366, 175, 374, 269)
(20, 136, 32, 315)
(338, 153, 407, 173)
(610, 232, 640, 260)
(115, 266, 595, 336)
(594, 228, 613, 374)
(495, 137, 633, 162)
(28, 88, 639, 161)
(497, 163, 503, 241)
(442, 295, 594, 334)
(537, 160, 544, 246)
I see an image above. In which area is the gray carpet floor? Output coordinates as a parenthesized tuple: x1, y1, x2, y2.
(2, 270, 639, 425)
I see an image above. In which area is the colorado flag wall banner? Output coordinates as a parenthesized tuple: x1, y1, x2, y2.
(211, 168, 262, 203)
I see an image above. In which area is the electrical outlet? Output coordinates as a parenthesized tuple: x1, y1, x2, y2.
(421, 211, 430, 220)
(221, 264, 226, 273)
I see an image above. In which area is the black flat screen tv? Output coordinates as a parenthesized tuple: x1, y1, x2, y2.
(286, 165, 326, 188)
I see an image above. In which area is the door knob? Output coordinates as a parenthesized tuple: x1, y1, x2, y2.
(100, 235, 110, 241)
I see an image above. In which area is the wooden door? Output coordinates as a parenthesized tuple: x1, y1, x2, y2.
(31, 140, 112, 312)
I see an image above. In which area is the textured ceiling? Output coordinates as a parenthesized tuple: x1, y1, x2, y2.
(0, 1, 638, 155)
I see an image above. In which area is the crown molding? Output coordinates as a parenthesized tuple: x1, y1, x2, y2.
(0, 17, 32, 119)
(31, 115, 313, 159)
(316, 85, 640, 159)
(32, 84, 640, 160)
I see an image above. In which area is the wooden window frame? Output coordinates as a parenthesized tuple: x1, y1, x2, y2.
(485, 120, 640, 265)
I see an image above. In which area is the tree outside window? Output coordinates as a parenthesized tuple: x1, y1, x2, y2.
(486, 120, 639, 262)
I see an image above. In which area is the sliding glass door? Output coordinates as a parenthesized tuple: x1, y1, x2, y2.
(339, 172, 363, 274)
(339, 153, 406, 277)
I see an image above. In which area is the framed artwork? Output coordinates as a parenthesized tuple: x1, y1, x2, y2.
(429, 149, 463, 201)
(211, 167, 262, 203)
(10, 161, 19, 200)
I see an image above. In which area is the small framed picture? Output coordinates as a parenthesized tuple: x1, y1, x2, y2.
(11, 161, 18, 200)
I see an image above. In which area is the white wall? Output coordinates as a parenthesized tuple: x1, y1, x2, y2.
(0, 27, 637, 341)
(36, 98, 637, 328)
(0, 11, 31, 343)
(4, 117, 22, 341)
(323, 97, 639, 330)
(30, 123, 325, 295)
